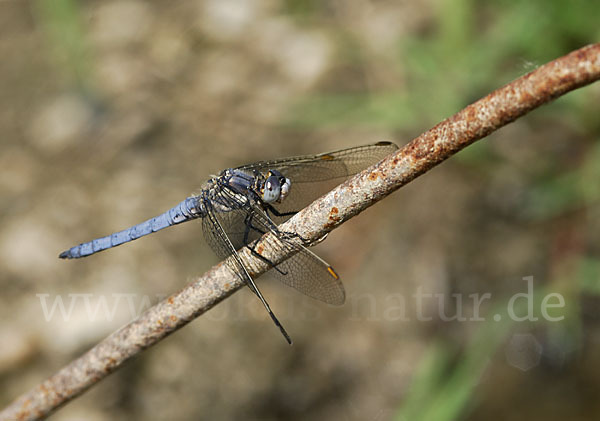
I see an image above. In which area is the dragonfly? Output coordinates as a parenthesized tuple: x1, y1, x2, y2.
(60, 141, 398, 344)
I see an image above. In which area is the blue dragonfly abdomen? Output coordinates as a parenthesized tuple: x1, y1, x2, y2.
(59, 196, 200, 259)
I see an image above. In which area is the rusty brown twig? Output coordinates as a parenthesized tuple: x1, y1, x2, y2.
(2, 43, 599, 421)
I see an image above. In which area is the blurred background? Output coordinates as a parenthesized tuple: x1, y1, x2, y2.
(1, 1, 600, 420)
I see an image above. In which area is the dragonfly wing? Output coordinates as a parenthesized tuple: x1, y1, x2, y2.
(201, 206, 249, 278)
(201, 202, 293, 344)
(270, 248, 345, 305)
(245, 203, 345, 305)
(202, 206, 252, 257)
(237, 141, 398, 182)
(237, 142, 398, 221)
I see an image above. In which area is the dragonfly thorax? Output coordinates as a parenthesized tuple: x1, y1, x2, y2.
(213, 168, 291, 205)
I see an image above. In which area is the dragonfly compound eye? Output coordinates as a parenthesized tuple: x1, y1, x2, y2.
(262, 176, 282, 203)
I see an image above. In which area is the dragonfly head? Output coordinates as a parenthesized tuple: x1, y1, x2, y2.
(261, 170, 291, 203)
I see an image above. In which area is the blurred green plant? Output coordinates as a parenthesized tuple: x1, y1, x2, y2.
(34, 0, 94, 92)
(394, 304, 513, 421)
(286, 0, 600, 130)
(578, 256, 600, 294)
(395, 279, 580, 421)
(525, 140, 600, 220)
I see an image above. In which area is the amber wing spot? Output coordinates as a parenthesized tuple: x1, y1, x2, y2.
(327, 266, 340, 280)
(320, 154, 335, 161)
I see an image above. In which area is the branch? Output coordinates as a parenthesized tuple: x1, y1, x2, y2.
(2, 43, 599, 421)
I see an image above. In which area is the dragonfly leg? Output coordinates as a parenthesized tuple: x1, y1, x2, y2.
(262, 204, 312, 244)
(242, 213, 264, 244)
(264, 204, 297, 218)
(243, 213, 288, 276)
